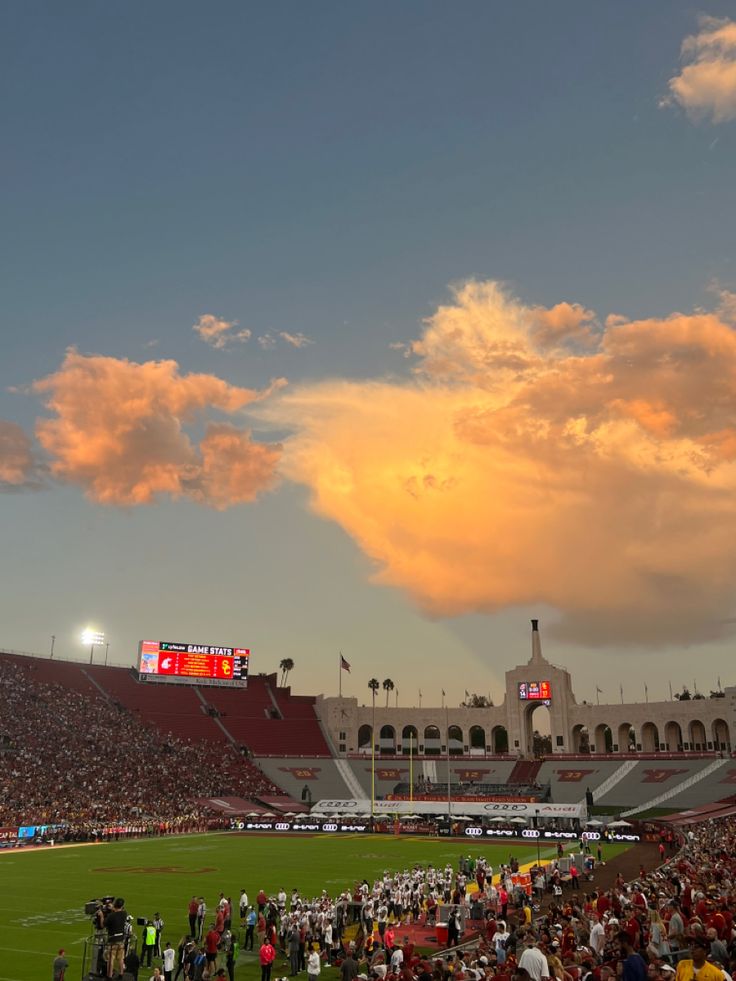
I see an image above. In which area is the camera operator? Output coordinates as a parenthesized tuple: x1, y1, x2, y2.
(104, 898, 128, 979)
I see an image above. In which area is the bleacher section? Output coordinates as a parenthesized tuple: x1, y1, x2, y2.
(595, 758, 714, 809)
(536, 759, 626, 803)
(0, 651, 330, 759)
(343, 757, 520, 798)
(204, 681, 331, 756)
(254, 757, 353, 802)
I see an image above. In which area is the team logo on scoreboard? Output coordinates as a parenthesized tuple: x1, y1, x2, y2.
(641, 768, 689, 783)
(278, 767, 322, 780)
(556, 769, 595, 782)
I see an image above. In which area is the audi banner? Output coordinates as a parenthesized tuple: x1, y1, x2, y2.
(229, 819, 370, 834)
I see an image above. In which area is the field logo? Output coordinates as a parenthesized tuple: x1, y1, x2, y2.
(279, 767, 322, 780)
(556, 769, 595, 782)
(641, 769, 689, 783)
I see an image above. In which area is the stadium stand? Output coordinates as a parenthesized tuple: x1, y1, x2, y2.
(0, 652, 283, 829)
(254, 757, 354, 801)
(595, 757, 717, 809)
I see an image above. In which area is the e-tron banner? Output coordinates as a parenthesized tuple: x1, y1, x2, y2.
(313, 799, 587, 819)
(230, 819, 369, 834)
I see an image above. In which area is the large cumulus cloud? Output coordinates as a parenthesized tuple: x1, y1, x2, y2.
(264, 281, 736, 645)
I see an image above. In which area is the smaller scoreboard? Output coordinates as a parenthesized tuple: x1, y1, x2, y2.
(138, 640, 249, 686)
(518, 680, 551, 701)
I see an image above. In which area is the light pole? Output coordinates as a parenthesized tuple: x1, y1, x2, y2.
(105, 642, 110, 665)
(82, 629, 105, 665)
(50, 635, 55, 659)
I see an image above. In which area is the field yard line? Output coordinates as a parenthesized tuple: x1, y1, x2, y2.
(0, 946, 80, 958)
(0, 974, 26, 981)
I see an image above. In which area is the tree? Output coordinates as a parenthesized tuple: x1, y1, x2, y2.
(382, 678, 395, 707)
(279, 658, 294, 686)
(368, 678, 380, 700)
(460, 692, 493, 708)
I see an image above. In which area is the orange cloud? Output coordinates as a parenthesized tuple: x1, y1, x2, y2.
(33, 350, 281, 507)
(0, 421, 43, 489)
(193, 314, 251, 349)
(264, 281, 736, 645)
(664, 16, 736, 123)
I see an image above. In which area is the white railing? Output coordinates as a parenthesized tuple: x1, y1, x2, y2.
(593, 759, 639, 802)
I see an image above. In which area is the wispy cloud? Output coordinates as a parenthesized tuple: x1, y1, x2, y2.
(0, 420, 45, 491)
(193, 314, 252, 350)
(258, 330, 314, 350)
(663, 16, 736, 123)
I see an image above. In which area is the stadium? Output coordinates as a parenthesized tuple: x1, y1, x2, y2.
(2, 620, 735, 981)
(4, 6, 736, 981)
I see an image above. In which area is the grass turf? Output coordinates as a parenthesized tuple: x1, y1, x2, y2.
(0, 832, 630, 981)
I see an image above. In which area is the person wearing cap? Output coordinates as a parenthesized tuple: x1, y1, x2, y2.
(674, 938, 723, 981)
(53, 948, 69, 981)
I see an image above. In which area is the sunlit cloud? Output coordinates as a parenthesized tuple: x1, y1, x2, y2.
(663, 15, 736, 123)
(0, 421, 44, 490)
(32, 349, 281, 508)
(262, 280, 736, 646)
(193, 314, 251, 349)
(258, 330, 314, 350)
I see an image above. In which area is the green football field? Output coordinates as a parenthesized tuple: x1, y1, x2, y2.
(0, 832, 630, 981)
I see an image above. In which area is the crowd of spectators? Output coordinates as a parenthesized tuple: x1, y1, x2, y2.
(0, 656, 281, 831)
(197, 816, 736, 981)
(330, 816, 736, 981)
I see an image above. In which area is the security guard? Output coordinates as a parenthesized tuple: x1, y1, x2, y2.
(141, 919, 158, 967)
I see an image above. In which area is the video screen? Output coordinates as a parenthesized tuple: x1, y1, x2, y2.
(518, 680, 551, 700)
(138, 640, 249, 683)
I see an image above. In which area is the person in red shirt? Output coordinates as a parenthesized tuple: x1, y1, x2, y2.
(624, 913, 640, 949)
(205, 926, 221, 971)
(260, 940, 276, 981)
(188, 897, 199, 937)
(215, 907, 225, 935)
(257, 890, 268, 911)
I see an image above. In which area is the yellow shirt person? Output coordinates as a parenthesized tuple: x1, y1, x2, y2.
(674, 940, 724, 981)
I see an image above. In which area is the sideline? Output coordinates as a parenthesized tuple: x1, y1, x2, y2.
(0, 830, 229, 857)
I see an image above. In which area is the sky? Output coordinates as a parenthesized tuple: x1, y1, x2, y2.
(2, 1, 736, 708)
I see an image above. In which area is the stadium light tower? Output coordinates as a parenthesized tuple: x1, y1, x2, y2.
(82, 628, 105, 665)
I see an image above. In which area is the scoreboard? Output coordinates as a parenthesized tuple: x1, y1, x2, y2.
(138, 640, 249, 686)
(518, 680, 551, 701)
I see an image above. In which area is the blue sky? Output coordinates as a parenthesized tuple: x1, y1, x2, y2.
(2, 1, 736, 704)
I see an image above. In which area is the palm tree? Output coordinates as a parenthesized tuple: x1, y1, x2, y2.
(368, 678, 380, 818)
(279, 658, 295, 687)
(382, 678, 395, 707)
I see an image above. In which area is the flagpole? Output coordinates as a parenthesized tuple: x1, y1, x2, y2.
(339, 652, 342, 698)
(371, 687, 376, 823)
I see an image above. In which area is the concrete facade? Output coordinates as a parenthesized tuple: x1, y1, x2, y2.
(316, 621, 735, 758)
